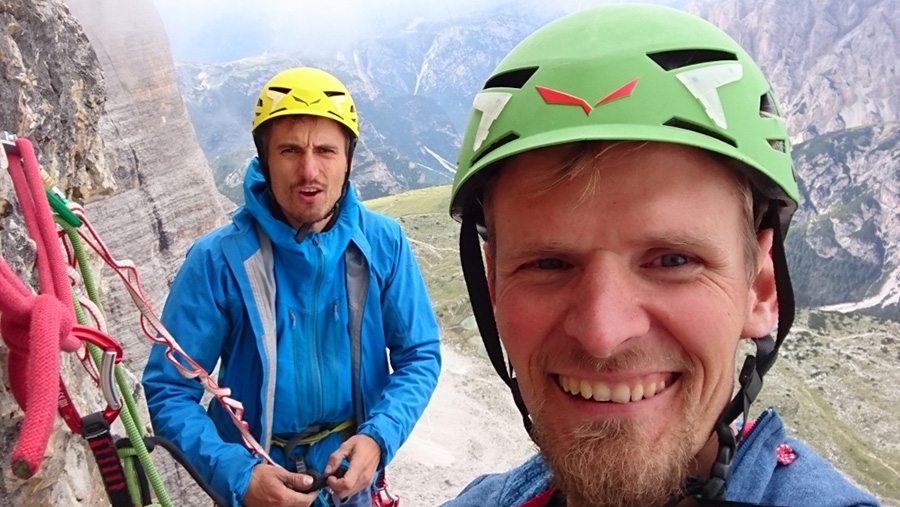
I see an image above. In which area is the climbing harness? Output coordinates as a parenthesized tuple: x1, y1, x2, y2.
(272, 417, 355, 478)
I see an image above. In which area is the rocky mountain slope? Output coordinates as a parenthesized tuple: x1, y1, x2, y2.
(686, 0, 900, 318)
(687, 0, 900, 144)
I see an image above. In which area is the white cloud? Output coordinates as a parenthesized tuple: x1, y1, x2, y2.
(153, 0, 679, 63)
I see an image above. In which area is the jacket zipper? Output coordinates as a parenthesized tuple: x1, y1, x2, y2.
(309, 236, 325, 420)
(736, 406, 773, 453)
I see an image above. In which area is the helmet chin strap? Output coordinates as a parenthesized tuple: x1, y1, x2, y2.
(674, 202, 794, 505)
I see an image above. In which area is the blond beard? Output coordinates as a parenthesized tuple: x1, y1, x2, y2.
(528, 351, 705, 507)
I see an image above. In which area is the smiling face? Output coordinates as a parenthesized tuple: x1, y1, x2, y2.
(482, 141, 777, 506)
(265, 115, 349, 232)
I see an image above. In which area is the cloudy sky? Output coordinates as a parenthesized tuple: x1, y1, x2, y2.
(153, 0, 680, 63)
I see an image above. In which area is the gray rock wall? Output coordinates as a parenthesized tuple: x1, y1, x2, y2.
(687, 0, 900, 143)
(1, 0, 226, 504)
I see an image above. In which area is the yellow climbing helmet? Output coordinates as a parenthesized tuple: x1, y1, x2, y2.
(251, 67, 359, 137)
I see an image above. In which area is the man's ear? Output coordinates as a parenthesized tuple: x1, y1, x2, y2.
(483, 241, 496, 305)
(743, 228, 778, 338)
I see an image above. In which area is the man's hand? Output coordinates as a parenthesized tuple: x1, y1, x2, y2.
(243, 463, 318, 507)
(325, 434, 382, 499)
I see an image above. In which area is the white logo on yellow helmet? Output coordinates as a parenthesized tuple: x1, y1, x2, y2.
(471, 92, 513, 151)
(330, 95, 347, 116)
(675, 62, 743, 130)
(266, 89, 287, 113)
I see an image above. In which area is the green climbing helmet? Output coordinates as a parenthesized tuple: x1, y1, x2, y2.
(450, 3, 799, 230)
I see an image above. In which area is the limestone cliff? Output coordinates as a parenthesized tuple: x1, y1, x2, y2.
(686, 0, 900, 143)
(1, 0, 225, 504)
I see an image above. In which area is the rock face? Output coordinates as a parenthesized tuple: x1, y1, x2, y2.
(686, 0, 900, 143)
(1, 1, 114, 505)
(1, 0, 225, 505)
(65, 0, 227, 366)
(685, 0, 900, 318)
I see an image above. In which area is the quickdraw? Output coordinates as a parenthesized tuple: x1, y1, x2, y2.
(1, 133, 172, 506)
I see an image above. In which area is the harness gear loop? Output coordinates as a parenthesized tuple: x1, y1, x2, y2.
(272, 418, 356, 450)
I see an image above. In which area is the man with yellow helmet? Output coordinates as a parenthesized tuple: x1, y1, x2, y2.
(143, 67, 441, 507)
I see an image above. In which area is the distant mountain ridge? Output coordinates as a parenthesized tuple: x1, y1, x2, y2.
(686, 0, 900, 318)
(174, 5, 582, 203)
(175, 0, 900, 308)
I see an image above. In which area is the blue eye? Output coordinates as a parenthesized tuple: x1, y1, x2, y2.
(535, 258, 566, 270)
(659, 254, 689, 267)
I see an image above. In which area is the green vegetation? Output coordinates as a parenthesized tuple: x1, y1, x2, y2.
(786, 223, 883, 307)
(366, 184, 482, 352)
(794, 125, 874, 163)
(367, 186, 900, 505)
(365, 184, 452, 217)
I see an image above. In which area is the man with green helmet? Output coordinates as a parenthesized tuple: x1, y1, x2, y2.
(445, 4, 880, 507)
(142, 67, 441, 507)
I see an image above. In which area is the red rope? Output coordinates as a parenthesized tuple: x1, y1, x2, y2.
(0, 137, 80, 479)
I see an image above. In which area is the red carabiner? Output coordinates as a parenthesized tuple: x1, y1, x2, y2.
(71, 324, 123, 414)
(372, 485, 401, 507)
(58, 325, 124, 434)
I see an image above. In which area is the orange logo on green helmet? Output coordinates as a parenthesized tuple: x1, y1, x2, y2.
(535, 78, 640, 115)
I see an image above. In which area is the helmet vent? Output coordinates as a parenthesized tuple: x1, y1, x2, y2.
(269, 86, 292, 94)
(324, 91, 346, 97)
(483, 67, 539, 90)
(768, 139, 787, 152)
(664, 118, 737, 147)
(759, 92, 780, 118)
(647, 49, 737, 71)
(471, 133, 520, 165)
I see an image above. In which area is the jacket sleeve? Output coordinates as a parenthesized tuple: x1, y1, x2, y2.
(356, 229, 442, 467)
(141, 243, 259, 506)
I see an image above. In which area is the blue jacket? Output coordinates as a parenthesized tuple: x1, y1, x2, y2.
(440, 408, 881, 506)
(142, 159, 441, 506)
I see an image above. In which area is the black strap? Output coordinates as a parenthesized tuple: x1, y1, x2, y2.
(116, 435, 230, 506)
(460, 213, 532, 434)
(545, 489, 566, 506)
(81, 413, 132, 507)
(698, 203, 796, 502)
(459, 213, 509, 386)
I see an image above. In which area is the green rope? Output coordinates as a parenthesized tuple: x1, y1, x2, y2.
(58, 218, 174, 507)
(121, 450, 144, 505)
